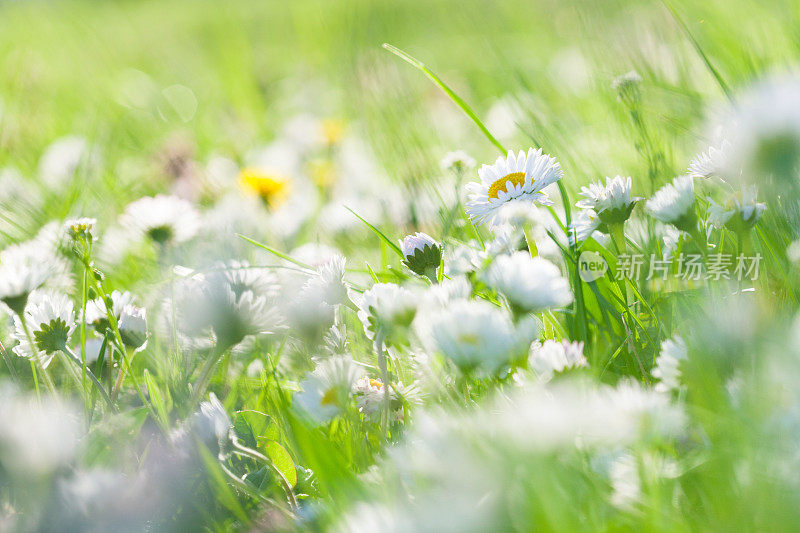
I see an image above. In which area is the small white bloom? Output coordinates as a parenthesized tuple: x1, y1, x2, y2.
(652, 336, 687, 393)
(569, 208, 602, 245)
(529, 339, 587, 379)
(120, 194, 201, 245)
(688, 140, 731, 178)
(645, 176, 696, 231)
(706, 185, 766, 232)
(12, 292, 76, 368)
(482, 251, 573, 314)
(198, 393, 231, 441)
(440, 150, 476, 174)
(465, 148, 563, 226)
(63, 217, 98, 242)
(576, 176, 640, 224)
(611, 70, 643, 92)
(399, 232, 441, 278)
(414, 299, 537, 372)
(295, 356, 361, 423)
(356, 283, 417, 346)
(303, 254, 348, 306)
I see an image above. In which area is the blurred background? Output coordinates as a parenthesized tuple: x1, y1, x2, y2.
(2, 0, 798, 227)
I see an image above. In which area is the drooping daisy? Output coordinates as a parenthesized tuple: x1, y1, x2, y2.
(0, 251, 51, 316)
(217, 260, 279, 301)
(706, 186, 766, 233)
(12, 292, 76, 368)
(356, 283, 417, 347)
(568, 208, 602, 245)
(83, 290, 136, 333)
(575, 176, 641, 224)
(465, 148, 563, 226)
(120, 194, 201, 245)
(529, 339, 587, 379)
(645, 176, 697, 232)
(399, 232, 442, 279)
(482, 252, 573, 315)
(414, 299, 537, 373)
(119, 304, 148, 350)
(688, 140, 731, 179)
(652, 336, 687, 393)
(294, 356, 361, 423)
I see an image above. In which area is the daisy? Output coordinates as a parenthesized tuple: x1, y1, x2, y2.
(414, 299, 537, 372)
(63, 217, 98, 243)
(575, 176, 641, 224)
(12, 292, 76, 368)
(399, 232, 441, 279)
(217, 260, 278, 300)
(481, 252, 573, 315)
(645, 176, 697, 232)
(465, 148, 563, 226)
(706, 186, 766, 233)
(302, 254, 348, 306)
(652, 336, 687, 393)
(529, 339, 587, 379)
(294, 356, 361, 423)
(356, 283, 417, 347)
(120, 194, 201, 245)
(688, 140, 731, 178)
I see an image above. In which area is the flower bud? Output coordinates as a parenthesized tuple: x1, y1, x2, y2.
(119, 304, 147, 350)
(399, 233, 442, 280)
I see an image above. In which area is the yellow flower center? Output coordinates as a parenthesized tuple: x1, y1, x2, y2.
(369, 378, 384, 390)
(239, 167, 291, 207)
(321, 387, 338, 407)
(487, 172, 526, 200)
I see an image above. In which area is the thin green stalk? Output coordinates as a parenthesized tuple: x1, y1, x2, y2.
(61, 345, 116, 412)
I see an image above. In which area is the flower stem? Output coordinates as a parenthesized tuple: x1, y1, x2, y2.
(62, 345, 116, 413)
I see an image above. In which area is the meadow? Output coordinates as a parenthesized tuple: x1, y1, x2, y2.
(1, 0, 800, 530)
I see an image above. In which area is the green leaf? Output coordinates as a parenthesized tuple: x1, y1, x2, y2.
(344, 206, 403, 258)
(262, 439, 297, 488)
(383, 43, 506, 154)
(197, 443, 249, 522)
(237, 234, 314, 270)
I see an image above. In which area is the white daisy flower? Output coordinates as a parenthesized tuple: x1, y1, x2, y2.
(356, 283, 417, 346)
(652, 336, 687, 393)
(688, 140, 731, 178)
(575, 176, 641, 224)
(197, 393, 231, 442)
(12, 292, 76, 368)
(482, 252, 573, 314)
(400, 232, 442, 278)
(705, 186, 766, 233)
(645, 176, 696, 232)
(465, 148, 563, 226)
(352, 376, 394, 416)
(568, 208, 603, 245)
(173, 273, 282, 350)
(120, 194, 201, 245)
(529, 339, 587, 379)
(414, 299, 537, 372)
(440, 150, 476, 174)
(294, 356, 361, 423)
(217, 260, 278, 300)
(302, 254, 348, 306)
